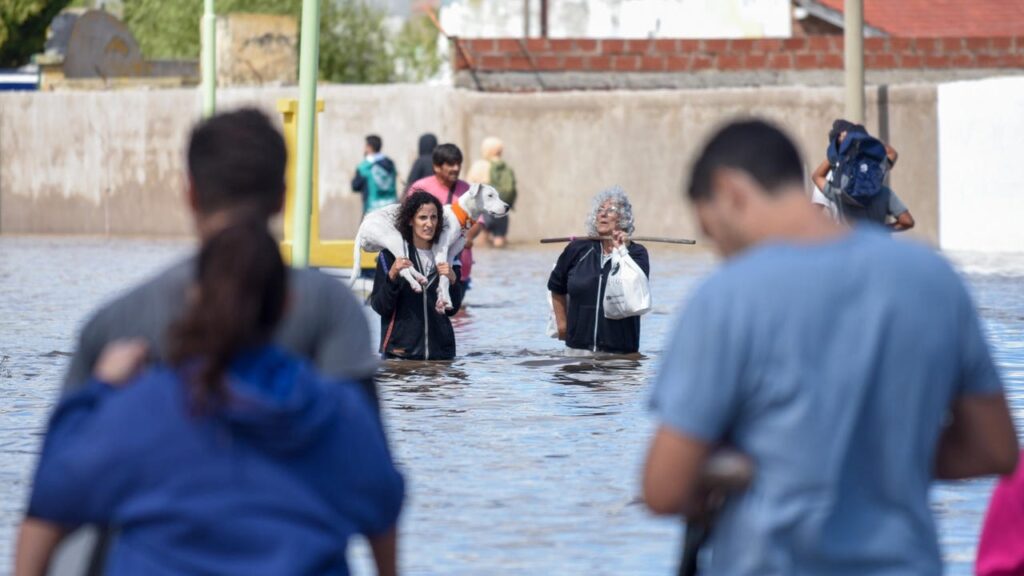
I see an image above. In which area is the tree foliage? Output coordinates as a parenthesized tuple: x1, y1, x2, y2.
(117, 0, 440, 84)
(392, 12, 441, 83)
(122, 0, 303, 60)
(318, 0, 392, 83)
(0, 0, 441, 81)
(0, 0, 73, 67)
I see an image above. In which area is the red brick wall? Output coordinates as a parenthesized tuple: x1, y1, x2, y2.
(453, 36, 1024, 73)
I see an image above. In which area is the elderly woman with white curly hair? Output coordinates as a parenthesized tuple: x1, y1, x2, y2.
(547, 186, 650, 354)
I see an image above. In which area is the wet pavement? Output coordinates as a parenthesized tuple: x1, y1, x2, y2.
(0, 236, 1021, 575)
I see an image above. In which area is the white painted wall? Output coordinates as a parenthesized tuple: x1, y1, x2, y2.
(440, 0, 792, 39)
(938, 76, 1024, 253)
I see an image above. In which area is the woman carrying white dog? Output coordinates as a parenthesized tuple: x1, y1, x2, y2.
(548, 186, 650, 355)
(371, 191, 464, 360)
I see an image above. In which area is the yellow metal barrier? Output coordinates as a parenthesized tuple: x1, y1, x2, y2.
(277, 98, 376, 270)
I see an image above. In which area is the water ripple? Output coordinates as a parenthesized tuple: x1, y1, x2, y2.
(0, 238, 1020, 575)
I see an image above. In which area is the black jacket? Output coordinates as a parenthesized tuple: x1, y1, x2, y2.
(405, 134, 438, 193)
(371, 245, 463, 360)
(548, 240, 650, 354)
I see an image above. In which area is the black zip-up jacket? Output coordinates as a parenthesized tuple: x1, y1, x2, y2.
(547, 240, 650, 354)
(370, 245, 464, 360)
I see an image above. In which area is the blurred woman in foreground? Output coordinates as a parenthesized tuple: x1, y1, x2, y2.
(17, 221, 403, 576)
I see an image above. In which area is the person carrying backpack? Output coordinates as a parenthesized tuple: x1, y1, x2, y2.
(811, 119, 915, 231)
(352, 134, 398, 215)
(467, 137, 517, 248)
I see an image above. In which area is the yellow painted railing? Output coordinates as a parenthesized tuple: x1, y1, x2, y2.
(277, 98, 376, 270)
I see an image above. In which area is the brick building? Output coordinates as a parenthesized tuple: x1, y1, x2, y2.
(449, 0, 1024, 91)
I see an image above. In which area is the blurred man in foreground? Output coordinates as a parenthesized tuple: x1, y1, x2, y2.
(644, 120, 1017, 575)
(56, 108, 382, 575)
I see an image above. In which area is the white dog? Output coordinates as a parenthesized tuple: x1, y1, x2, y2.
(352, 183, 509, 313)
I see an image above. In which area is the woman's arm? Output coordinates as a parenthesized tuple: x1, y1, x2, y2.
(551, 293, 569, 340)
(547, 244, 578, 340)
(369, 254, 404, 318)
(29, 342, 149, 525)
(811, 159, 831, 193)
(625, 239, 651, 277)
(369, 527, 398, 576)
(891, 211, 915, 232)
(15, 518, 67, 576)
(885, 144, 899, 167)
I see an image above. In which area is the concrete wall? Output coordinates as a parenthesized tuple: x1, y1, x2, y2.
(0, 90, 196, 235)
(0, 85, 461, 238)
(0, 83, 938, 244)
(938, 76, 1024, 253)
(459, 84, 937, 245)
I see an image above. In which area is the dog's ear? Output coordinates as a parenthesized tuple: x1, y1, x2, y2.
(466, 183, 481, 198)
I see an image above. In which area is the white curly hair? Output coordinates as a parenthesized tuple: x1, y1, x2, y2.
(585, 185, 635, 236)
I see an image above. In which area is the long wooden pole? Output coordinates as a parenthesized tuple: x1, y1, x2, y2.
(540, 235, 696, 245)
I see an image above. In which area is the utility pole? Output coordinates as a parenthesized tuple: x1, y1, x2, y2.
(292, 0, 321, 268)
(844, 0, 864, 123)
(292, 0, 319, 266)
(540, 0, 548, 38)
(523, 0, 530, 38)
(201, 0, 216, 117)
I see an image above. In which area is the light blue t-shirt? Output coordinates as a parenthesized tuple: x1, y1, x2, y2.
(651, 228, 1003, 576)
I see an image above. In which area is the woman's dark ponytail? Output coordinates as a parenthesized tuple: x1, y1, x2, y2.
(169, 219, 287, 407)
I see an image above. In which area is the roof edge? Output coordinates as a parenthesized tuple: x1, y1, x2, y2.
(797, 0, 889, 37)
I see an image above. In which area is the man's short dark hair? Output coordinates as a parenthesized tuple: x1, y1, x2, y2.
(187, 108, 287, 216)
(366, 134, 382, 153)
(688, 120, 804, 202)
(432, 143, 463, 167)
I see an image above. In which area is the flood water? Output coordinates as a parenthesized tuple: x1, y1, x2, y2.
(1, 236, 1022, 575)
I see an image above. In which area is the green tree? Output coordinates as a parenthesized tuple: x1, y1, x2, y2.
(0, 0, 73, 67)
(391, 12, 441, 83)
(121, 0, 302, 60)
(318, 0, 392, 83)
(111, 0, 438, 84)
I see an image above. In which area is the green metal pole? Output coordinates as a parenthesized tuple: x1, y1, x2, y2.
(291, 0, 321, 268)
(201, 0, 216, 117)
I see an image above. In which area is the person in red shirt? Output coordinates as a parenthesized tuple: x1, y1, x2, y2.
(408, 143, 484, 286)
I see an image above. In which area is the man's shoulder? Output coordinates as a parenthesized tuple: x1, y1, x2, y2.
(289, 267, 353, 297)
(870, 234, 961, 289)
(288, 267, 368, 316)
(410, 175, 435, 189)
(84, 259, 192, 329)
(732, 231, 957, 294)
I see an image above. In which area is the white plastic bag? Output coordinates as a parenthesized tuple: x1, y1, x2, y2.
(603, 245, 651, 319)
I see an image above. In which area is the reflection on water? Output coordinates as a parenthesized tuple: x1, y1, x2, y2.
(0, 238, 1021, 575)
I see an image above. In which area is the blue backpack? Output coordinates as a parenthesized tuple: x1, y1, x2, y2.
(827, 129, 888, 204)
